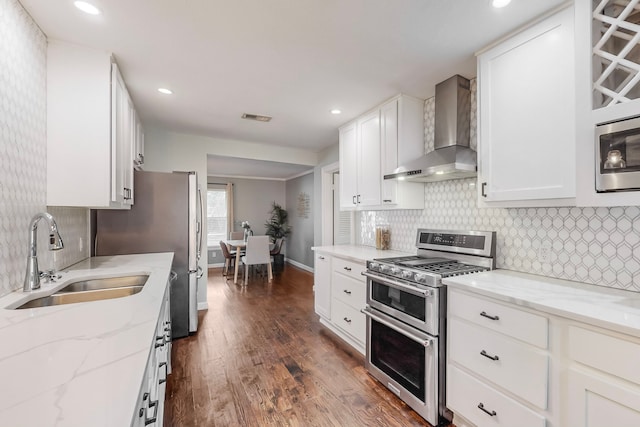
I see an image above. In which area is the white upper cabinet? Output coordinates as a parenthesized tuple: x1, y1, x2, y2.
(339, 94, 425, 210)
(47, 40, 139, 209)
(356, 110, 382, 207)
(477, 7, 576, 206)
(380, 95, 425, 209)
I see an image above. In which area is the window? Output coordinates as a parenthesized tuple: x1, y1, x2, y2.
(207, 186, 227, 247)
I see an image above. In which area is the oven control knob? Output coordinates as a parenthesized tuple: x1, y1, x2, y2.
(390, 267, 401, 276)
(401, 270, 414, 281)
(414, 273, 427, 283)
(369, 262, 379, 271)
(379, 265, 389, 273)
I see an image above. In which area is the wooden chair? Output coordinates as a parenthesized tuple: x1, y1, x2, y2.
(219, 241, 236, 277)
(241, 236, 272, 285)
(229, 231, 244, 240)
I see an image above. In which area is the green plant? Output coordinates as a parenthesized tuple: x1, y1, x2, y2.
(264, 202, 291, 242)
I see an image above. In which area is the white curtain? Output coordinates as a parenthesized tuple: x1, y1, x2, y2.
(226, 183, 234, 235)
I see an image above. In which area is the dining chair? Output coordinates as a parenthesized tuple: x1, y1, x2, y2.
(229, 231, 244, 240)
(219, 241, 236, 277)
(241, 236, 272, 285)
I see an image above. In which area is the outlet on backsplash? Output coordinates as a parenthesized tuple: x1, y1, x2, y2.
(538, 241, 552, 263)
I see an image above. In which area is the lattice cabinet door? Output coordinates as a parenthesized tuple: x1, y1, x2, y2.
(593, 0, 640, 109)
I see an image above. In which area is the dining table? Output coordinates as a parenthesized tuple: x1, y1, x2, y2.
(224, 239, 275, 284)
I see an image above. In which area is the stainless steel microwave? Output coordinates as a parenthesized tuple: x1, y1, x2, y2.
(596, 116, 640, 192)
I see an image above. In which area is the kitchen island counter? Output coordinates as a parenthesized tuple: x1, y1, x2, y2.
(0, 253, 173, 427)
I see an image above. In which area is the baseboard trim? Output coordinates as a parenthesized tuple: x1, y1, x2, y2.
(286, 258, 314, 273)
(208, 262, 224, 268)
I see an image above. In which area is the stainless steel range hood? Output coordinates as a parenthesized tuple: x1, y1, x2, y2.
(384, 75, 477, 182)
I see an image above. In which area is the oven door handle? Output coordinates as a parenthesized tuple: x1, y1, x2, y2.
(361, 308, 432, 347)
(361, 271, 432, 297)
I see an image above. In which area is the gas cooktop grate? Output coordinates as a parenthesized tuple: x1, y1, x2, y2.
(415, 261, 489, 277)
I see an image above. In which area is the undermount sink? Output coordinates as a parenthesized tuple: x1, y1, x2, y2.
(56, 274, 149, 293)
(13, 274, 149, 310)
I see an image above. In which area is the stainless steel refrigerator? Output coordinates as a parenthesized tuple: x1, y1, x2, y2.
(94, 170, 203, 339)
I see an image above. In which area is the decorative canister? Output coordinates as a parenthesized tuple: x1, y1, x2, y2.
(375, 223, 390, 250)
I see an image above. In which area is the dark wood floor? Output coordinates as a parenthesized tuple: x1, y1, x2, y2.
(164, 265, 438, 427)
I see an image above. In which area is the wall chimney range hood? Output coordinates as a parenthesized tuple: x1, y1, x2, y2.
(384, 75, 477, 182)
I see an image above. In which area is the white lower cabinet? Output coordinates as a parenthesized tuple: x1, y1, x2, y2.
(566, 326, 640, 427)
(313, 251, 367, 354)
(448, 286, 640, 427)
(448, 365, 545, 427)
(132, 283, 172, 426)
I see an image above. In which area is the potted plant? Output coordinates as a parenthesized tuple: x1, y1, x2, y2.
(264, 202, 291, 271)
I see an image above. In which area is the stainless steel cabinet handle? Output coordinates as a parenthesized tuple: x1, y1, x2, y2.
(343, 317, 352, 323)
(357, 194, 361, 203)
(480, 311, 500, 321)
(383, 199, 392, 203)
(352, 195, 356, 205)
(480, 350, 500, 361)
(477, 402, 496, 417)
(343, 289, 352, 295)
(481, 182, 487, 197)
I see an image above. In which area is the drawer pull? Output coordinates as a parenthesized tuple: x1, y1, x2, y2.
(344, 266, 352, 272)
(477, 402, 496, 417)
(480, 350, 500, 361)
(480, 311, 500, 321)
(319, 256, 325, 260)
(343, 289, 352, 295)
(343, 317, 352, 324)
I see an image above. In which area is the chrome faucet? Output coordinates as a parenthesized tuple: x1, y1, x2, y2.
(24, 212, 64, 291)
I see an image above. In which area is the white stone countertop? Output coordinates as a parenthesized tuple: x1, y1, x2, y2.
(444, 269, 640, 339)
(0, 253, 173, 427)
(311, 245, 413, 264)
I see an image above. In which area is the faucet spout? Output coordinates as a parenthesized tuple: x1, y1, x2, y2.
(24, 213, 64, 292)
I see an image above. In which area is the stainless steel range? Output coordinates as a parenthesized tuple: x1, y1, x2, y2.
(362, 229, 496, 426)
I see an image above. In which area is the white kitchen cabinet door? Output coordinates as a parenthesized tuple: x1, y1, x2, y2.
(356, 110, 381, 207)
(567, 369, 640, 427)
(313, 253, 331, 320)
(478, 6, 575, 205)
(339, 122, 358, 209)
(380, 95, 425, 209)
(47, 40, 137, 209)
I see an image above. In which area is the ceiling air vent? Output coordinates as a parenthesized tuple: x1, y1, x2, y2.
(242, 113, 272, 122)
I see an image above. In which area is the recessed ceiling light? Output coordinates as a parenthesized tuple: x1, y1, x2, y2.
(158, 88, 173, 95)
(331, 109, 342, 115)
(74, 1, 101, 15)
(492, 0, 511, 8)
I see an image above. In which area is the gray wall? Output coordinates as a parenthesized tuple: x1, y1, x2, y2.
(285, 172, 315, 268)
(208, 175, 285, 235)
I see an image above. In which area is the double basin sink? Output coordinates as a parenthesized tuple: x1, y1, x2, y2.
(14, 274, 149, 309)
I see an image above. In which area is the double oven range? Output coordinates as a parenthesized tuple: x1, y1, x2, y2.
(362, 229, 496, 426)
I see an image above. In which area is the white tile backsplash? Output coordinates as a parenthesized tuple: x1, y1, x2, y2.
(0, 0, 89, 297)
(357, 78, 640, 292)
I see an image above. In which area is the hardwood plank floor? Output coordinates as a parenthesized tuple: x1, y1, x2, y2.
(164, 265, 447, 427)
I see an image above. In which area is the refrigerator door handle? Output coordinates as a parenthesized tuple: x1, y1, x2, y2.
(197, 187, 204, 261)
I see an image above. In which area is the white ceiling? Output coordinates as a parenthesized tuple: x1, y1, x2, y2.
(207, 155, 313, 181)
(20, 0, 565, 176)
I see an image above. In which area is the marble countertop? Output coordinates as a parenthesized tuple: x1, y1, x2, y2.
(0, 253, 173, 427)
(444, 269, 640, 339)
(311, 245, 412, 264)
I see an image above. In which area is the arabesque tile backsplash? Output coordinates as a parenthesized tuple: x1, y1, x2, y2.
(0, 0, 89, 297)
(357, 79, 640, 292)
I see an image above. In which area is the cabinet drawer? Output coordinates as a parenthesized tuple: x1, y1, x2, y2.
(569, 326, 640, 386)
(331, 298, 365, 344)
(449, 289, 548, 348)
(449, 317, 548, 409)
(332, 273, 366, 310)
(332, 257, 366, 282)
(447, 365, 546, 427)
